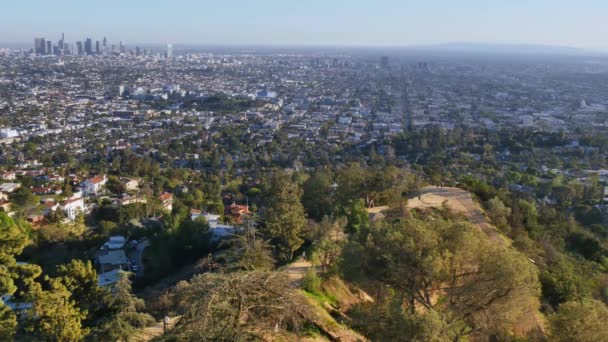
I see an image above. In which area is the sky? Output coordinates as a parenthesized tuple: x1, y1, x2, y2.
(2, 0, 607, 50)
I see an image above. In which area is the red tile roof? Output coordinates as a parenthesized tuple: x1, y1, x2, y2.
(158, 192, 173, 201)
(87, 176, 105, 184)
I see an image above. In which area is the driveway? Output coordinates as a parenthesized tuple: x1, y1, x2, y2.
(128, 239, 150, 277)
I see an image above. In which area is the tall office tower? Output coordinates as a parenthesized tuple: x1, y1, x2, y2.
(58, 32, 64, 49)
(380, 56, 389, 69)
(40, 38, 47, 54)
(76, 41, 83, 55)
(102, 37, 107, 47)
(84, 38, 92, 55)
(95, 40, 101, 55)
(135, 46, 141, 56)
(34, 38, 42, 55)
(166, 43, 173, 58)
(46, 40, 52, 55)
(119, 41, 125, 53)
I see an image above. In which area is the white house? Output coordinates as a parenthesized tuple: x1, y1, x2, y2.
(1, 171, 16, 181)
(61, 197, 84, 220)
(82, 175, 107, 197)
(0, 183, 21, 193)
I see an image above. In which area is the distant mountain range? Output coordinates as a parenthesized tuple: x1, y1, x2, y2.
(406, 42, 607, 56)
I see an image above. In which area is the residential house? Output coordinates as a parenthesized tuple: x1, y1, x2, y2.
(190, 208, 203, 220)
(97, 249, 129, 273)
(0, 183, 21, 193)
(159, 192, 173, 211)
(226, 202, 251, 223)
(101, 236, 127, 250)
(61, 197, 84, 220)
(31, 186, 54, 195)
(82, 175, 107, 197)
(117, 196, 147, 206)
(202, 213, 236, 241)
(27, 214, 44, 224)
(0, 201, 11, 212)
(1, 171, 16, 181)
(42, 199, 59, 215)
(120, 177, 139, 191)
(98, 269, 123, 287)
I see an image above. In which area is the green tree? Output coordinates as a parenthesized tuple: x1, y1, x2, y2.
(341, 214, 541, 339)
(344, 199, 370, 239)
(350, 297, 449, 342)
(105, 176, 126, 196)
(264, 173, 307, 261)
(487, 197, 511, 231)
(98, 272, 154, 341)
(11, 187, 39, 212)
(0, 213, 41, 339)
(311, 238, 341, 273)
(549, 299, 608, 342)
(540, 256, 594, 307)
(222, 225, 275, 271)
(26, 277, 89, 342)
(56, 260, 111, 325)
(302, 171, 335, 221)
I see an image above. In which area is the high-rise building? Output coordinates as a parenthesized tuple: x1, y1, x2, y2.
(166, 43, 173, 58)
(34, 38, 43, 55)
(84, 38, 93, 55)
(76, 41, 83, 55)
(46, 40, 52, 55)
(102, 37, 107, 48)
(380, 56, 389, 69)
(40, 38, 46, 55)
(119, 41, 125, 54)
(135, 46, 141, 56)
(96, 40, 101, 55)
(58, 32, 64, 49)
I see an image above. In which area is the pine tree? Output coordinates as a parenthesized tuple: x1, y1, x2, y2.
(27, 278, 89, 342)
(0, 213, 41, 340)
(264, 173, 307, 261)
(98, 272, 154, 341)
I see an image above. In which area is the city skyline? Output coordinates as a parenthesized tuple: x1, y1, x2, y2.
(30, 32, 174, 57)
(2, 0, 608, 51)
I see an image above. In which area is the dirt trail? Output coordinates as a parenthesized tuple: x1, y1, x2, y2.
(286, 257, 315, 282)
(133, 316, 179, 342)
(408, 186, 510, 246)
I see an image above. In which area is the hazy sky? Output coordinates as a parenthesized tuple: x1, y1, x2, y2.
(2, 0, 607, 49)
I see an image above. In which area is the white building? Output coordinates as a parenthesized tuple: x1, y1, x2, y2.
(0, 128, 19, 139)
(1, 171, 16, 181)
(82, 175, 107, 197)
(0, 183, 20, 193)
(61, 197, 84, 220)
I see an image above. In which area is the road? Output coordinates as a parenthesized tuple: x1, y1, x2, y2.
(127, 239, 149, 277)
(408, 186, 509, 246)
